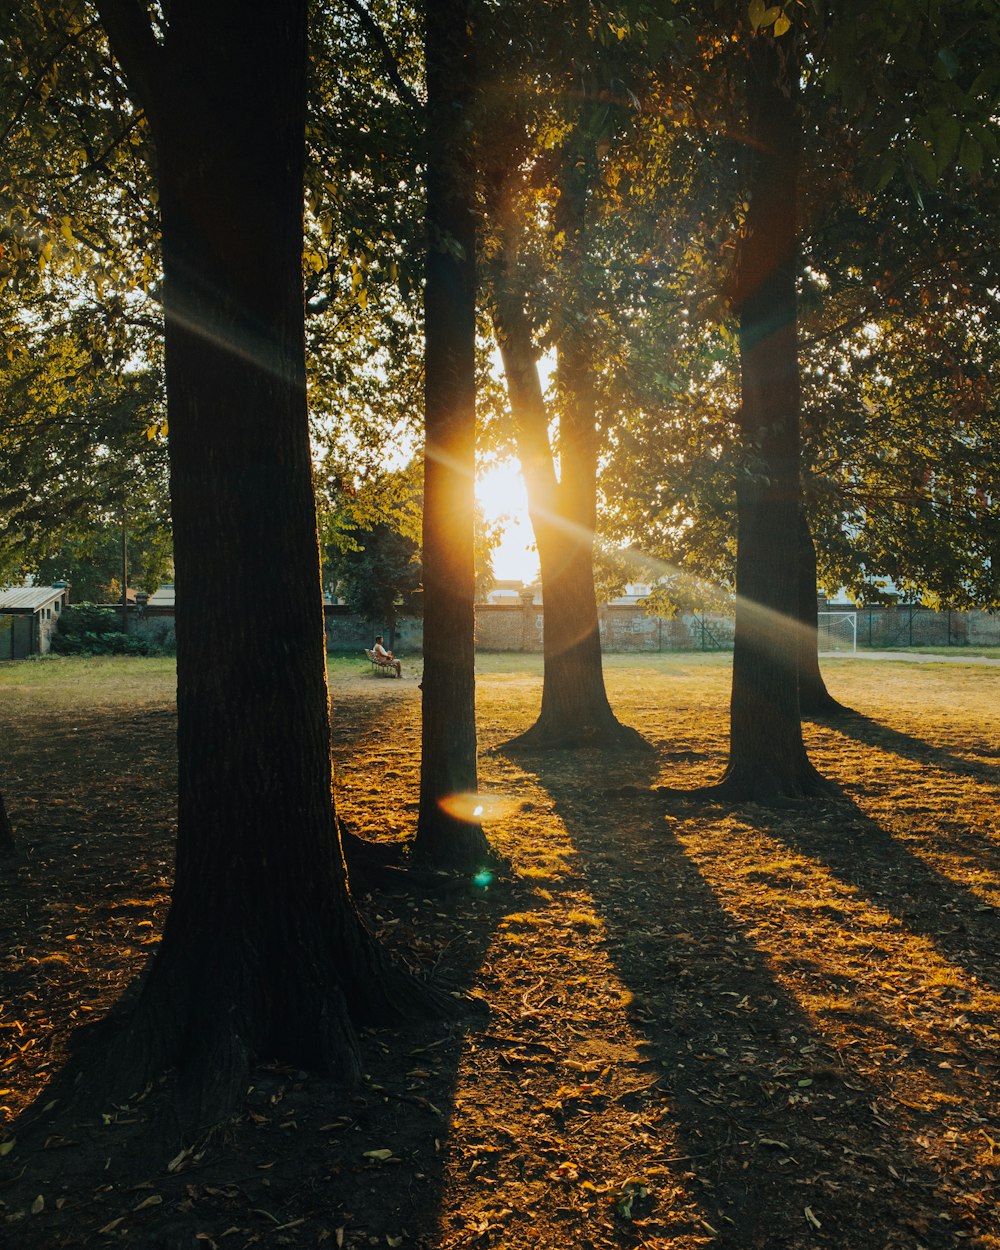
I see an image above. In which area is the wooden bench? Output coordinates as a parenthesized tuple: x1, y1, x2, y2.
(364, 648, 399, 677)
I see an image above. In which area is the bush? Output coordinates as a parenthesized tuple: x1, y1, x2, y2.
(51, 603, 162, 656)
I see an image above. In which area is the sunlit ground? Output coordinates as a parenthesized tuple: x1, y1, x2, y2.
(2, 653, 999, 1247)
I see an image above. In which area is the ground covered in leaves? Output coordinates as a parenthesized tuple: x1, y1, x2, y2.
(1, 651, 999, 1249)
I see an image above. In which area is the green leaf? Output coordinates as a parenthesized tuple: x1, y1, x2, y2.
(934, 115, 961, 173)
(936, 47, 960, 79)
(959, 134, 984, 177)
(907, 139, 938, 186)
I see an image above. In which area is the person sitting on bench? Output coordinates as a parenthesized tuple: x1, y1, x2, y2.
(373, 635, 401, 676)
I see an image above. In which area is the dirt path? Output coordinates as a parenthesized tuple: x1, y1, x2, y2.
(1, 656, 998, 1248)
(820, 650, 1000, 665)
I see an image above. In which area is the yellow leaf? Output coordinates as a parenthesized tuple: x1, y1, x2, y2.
(31, 1194, 44, 1215)
(363, 1148, 394, 1161)
(98, 1217, 125, 1234)
(749, 0, 782, 28)
(134, 1194, 163, 1210)
(773, 12, 791, 35)
(0, 1138, 14, 1156)
(59, 216, 75, 245)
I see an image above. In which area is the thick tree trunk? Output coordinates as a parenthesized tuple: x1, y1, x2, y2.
(413, 0, 494, 869)
(86, 1, 442, 1128)
(490, 148, 644, 753)
(797, 509, 852, 716)
(701, 34, 831, 802)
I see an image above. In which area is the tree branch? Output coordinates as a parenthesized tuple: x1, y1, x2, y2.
(339, 0, 420, 111)
(92, 0, 164, 126)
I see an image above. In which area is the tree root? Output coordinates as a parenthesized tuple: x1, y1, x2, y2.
(800, 693, 855, 718)
(659, 760, 841, 808)
(501, 717, 651, 755)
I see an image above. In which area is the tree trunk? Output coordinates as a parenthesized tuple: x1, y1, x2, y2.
(797, 509, 852, 716)
(86, 0, 442, 1128)
(702, 33, 831, 802)
(413, 0, 494, 870)
(490, 145, 645, 753)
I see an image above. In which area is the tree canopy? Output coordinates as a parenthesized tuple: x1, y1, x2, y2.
(2, 0, 999, 1142)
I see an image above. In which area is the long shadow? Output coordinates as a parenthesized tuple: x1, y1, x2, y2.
(758, 793, 1000, 996)
(810, 708, 1000, 786)
(0, 691, 511, 1250)
(522, 749, 986, 1249)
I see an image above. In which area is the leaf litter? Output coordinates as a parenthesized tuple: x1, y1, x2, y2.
(1, 654, 999, 1248)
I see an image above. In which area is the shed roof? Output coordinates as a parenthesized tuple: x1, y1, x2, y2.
(0, 586, 67, 612)
(148, 584, 175, 606)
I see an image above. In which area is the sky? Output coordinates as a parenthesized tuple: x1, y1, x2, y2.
(476, 459, 539, 584)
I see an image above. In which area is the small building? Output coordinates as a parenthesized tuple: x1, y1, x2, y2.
(483, 580, 542, 605)
(0, 585, 71, 659)
(148, 584, 175, 607)
(607, 582, 653, 606)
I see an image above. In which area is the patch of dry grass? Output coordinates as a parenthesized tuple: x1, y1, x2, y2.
(2, 653, 999, 1249)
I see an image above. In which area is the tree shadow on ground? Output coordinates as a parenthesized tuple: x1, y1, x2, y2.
(0, 694, 514, 1250)
(518, 747, 994, 1249)
(757, 793, 1000, 997)
(810, 708, 1000, 784)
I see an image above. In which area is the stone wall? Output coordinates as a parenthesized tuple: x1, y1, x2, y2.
(824, 606, 1000, 650)
(324, 607, 424, 654)
(122, 602, 1000, 656)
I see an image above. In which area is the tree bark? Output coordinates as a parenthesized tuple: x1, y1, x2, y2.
(490, 144, 645, 753)
(86, 0, 443, 1128)
(700, 33, 831, 802)
(797, 509, 852, 716)
(413, 0, 495, 870)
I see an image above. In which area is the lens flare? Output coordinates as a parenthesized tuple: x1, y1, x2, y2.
(437, 792, 519, 823)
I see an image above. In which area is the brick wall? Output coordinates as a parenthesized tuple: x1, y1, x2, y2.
(121, 601, 1000, 656)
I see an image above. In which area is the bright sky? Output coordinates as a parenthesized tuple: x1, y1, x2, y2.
(476, 459, 539, 584)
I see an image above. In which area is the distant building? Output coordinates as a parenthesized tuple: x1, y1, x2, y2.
(607, 582, 653, 606)
(484, 579, 542, 605)
(148, 584, 175, 607)
(0, 584, 70, 658)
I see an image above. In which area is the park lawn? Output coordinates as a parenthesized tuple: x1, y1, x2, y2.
(1, 653, 999, 1249)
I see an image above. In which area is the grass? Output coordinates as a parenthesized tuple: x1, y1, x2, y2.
(871, 644, 1000, 658)
(4, 643, 996, 716)
(2, 648, 1000, 1249)
(0, 654, 177, 711)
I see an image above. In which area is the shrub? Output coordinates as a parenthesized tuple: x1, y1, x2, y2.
(51, 603, 164, 656)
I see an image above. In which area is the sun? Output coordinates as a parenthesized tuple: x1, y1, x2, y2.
(476, 459, 539, 584)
